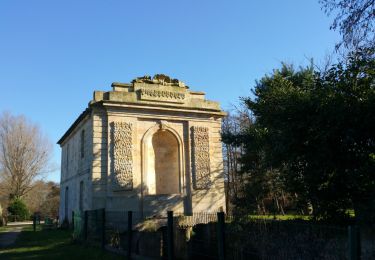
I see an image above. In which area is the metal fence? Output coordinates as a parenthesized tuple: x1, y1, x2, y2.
(225, 220, 349, 259)
(72, 210, 373, 259)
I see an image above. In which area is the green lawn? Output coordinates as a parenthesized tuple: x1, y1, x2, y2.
(0, 226, 7, 232)
(0, 226, 123, 260)
(0, 225, 27, 232)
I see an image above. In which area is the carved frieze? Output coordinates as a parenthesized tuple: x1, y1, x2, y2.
(139, 88, 186, 103)
(191, 126, 211, 189)
(113, 122, 133, 190)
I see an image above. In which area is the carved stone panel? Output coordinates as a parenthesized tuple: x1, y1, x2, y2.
(191, 126, 211, 189)
(113, 122, 133, 190)
(139, 88, 186, 103)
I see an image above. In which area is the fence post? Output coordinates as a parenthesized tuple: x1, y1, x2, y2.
(84, 210, 88, 241)
(33, 214, 36, 232)
(167, 211, 174, 260)
(348, 225, 361, 260)
(127, 211, 133, 259)
(71, 211, 74, 230)
(217, 212, 225, 260)
(101, 209, 105, 249)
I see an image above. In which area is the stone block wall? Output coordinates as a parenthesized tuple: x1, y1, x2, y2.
(59, 114, 93, 222)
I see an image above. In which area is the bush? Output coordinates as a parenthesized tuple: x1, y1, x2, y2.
(7, 198, 29, 221)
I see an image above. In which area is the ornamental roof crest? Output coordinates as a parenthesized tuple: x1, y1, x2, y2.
(132, 74, 188, 88)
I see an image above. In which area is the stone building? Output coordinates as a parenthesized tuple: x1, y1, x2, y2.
(58, 75, 226, 222)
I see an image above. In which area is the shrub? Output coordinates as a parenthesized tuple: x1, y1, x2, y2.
(7, 198, 29, 221)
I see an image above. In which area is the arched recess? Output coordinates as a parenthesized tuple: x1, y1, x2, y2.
(141, 121, 185, 196)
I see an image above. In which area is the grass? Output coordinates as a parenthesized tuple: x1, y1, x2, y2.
(346, 209, 355, 217)
(0, 225, 27, 232)
(0, 226, 123, 260)
(0, 226, 7, 232)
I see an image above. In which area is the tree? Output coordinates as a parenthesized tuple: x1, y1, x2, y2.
(23, 181, 60, 217)
(222, 109, 252, 213)
(0, 112, 53, 199)
(320, 0, 375, 50)
(222, 108, 293, 216)
(39, 182, 60, 218)
(242, 49, 375, 221)
(7, 198, 29, 221)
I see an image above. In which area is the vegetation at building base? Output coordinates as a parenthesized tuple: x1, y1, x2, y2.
(223, 48, 375, 224)
(0, 225, 122, 260)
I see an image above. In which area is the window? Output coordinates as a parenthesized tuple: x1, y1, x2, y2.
(66, 144, 69, 173)
(65, 186, 69, 220)
(80, 130, 85, 158)
(79, 181, 84, 211)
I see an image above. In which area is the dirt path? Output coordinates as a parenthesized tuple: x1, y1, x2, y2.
(0, 226, 22, 248)
(0, 223, 31, 248)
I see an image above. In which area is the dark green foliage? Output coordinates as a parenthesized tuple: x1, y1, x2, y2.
(222, 111, 294, 216)
(7, 198, 29, 221)
(237, 48, 375, 222)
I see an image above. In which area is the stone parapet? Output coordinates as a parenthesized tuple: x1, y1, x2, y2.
(91, 75, 223, 112)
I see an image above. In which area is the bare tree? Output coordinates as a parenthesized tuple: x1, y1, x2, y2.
(320, 0, 375, 50)
(0, 112, 53, 199)
(23, 180, 60, 217)
(222, 107, 252, 213)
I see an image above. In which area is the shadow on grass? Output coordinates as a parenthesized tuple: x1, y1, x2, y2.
(0, 227, 123, 260)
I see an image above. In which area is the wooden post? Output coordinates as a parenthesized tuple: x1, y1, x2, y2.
(348, 225, 361, 260)
(33, 214, 36, 232)
(217, 212, 225, 260)
(127, 211, 133, 259)
(101, 209, 106, 249)
(84, 210, 88, 241)
(167, 211, 174, 260)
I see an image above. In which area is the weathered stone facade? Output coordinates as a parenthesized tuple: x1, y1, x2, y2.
(58, 74, 226, 222)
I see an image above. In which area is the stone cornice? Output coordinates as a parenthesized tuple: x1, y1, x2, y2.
(57, 108, 91, 145)
(98, 100, 227, 117)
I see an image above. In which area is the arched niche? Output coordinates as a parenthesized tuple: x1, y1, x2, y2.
(141, 121, 185, 195)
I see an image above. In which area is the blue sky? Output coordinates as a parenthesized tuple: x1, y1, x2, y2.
(0, 0, 340, 183)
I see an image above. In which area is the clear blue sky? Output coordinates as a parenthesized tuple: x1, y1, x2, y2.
(0, 0, 340, 183)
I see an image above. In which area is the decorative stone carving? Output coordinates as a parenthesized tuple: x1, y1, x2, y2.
(133, 74, 187, 88)
(139, 88, 185, 103)
(191, 126, 211, 189)
(113, 122, 133, 190)
(158, 120, 169, 130)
